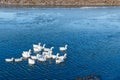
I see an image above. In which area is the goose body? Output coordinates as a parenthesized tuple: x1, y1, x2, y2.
(15, 57, 23, 62)
(36, 54, 46, 62)
(28, 58, 35, 65)
(44, 54, 52, 59)
(36, 54, 42, 58)
(42, 51, 49, 55)
(42, 50, 52, 55)
(43, 51, 53, 59)
(33, 48, 42, 52)
(5, 57, 14, 62)
(59, 45, 68, 51)
(37, 57, 46, 62)
(31, 56, 37, 60)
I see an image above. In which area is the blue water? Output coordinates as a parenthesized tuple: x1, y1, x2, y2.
(0, 7, 120, 80)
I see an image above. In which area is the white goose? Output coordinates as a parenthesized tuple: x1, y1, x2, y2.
(42, 50, 52, 55)
(52, 53, 59, 59)
(33, 43, 43, 52)
(15, 57, 23, 62)
(43, 51, 53, 59)
(59, 45, 68, 51)
(22, 49, 31, 58)
(44, 54, 52, 59)
(42, 51, 48, 55)
(56, 58, 64, 64)
(44, 46, 54, 52)
(37, 57, 46, 62)
(58, 53, 67, 60)
(5, 57, 14, 62)
(34, 48, 42, 52)
(34, 44, 46, 52)
(36, 54, 42, 58)
(37, 54, 46, 62)
(55, 53, 67, 64)
(28, 58, 35, 65)
(33, 43, 41, 48)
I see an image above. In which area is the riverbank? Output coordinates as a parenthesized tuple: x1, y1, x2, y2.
(0, 4, 119, 8)
(0, 0, 120, 8)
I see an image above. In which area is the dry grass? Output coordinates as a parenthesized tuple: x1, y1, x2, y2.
(0, 0, 120, 7)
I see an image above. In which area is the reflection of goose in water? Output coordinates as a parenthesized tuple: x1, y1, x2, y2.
(5, 57, 14, 62)
(15, 57, 23, 62)
(59, 45, 68, 51)
(28, 58, 35, 65)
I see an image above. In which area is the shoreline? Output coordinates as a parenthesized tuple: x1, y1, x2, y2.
(0, 4, 120, 8)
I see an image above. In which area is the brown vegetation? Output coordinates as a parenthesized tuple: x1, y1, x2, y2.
(0, 0, 120, 7)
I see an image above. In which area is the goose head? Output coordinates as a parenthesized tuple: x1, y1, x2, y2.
(38, 43, 41, 46)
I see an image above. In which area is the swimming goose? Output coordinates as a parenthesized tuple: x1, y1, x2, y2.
(33, 44, 46, 52)
(5, 57, 14, 62)
(33, 43, 41, 48)
(43, 50, 53, 59)
(37, 56, 46, 62)
(57, 53, 67, 60)
(33, 43, 43, 52)
(56, 58, 64, 64)
(36, 54, 42, 58)
(15, 57, 23, 62)
(22, 49, 31, 58)
(59, 45, 68, 51)
(44, 46, 54, 52)
(55, 53, 67, 64)
(28, 58, 35, 65)
(37, 54, 46, 62)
